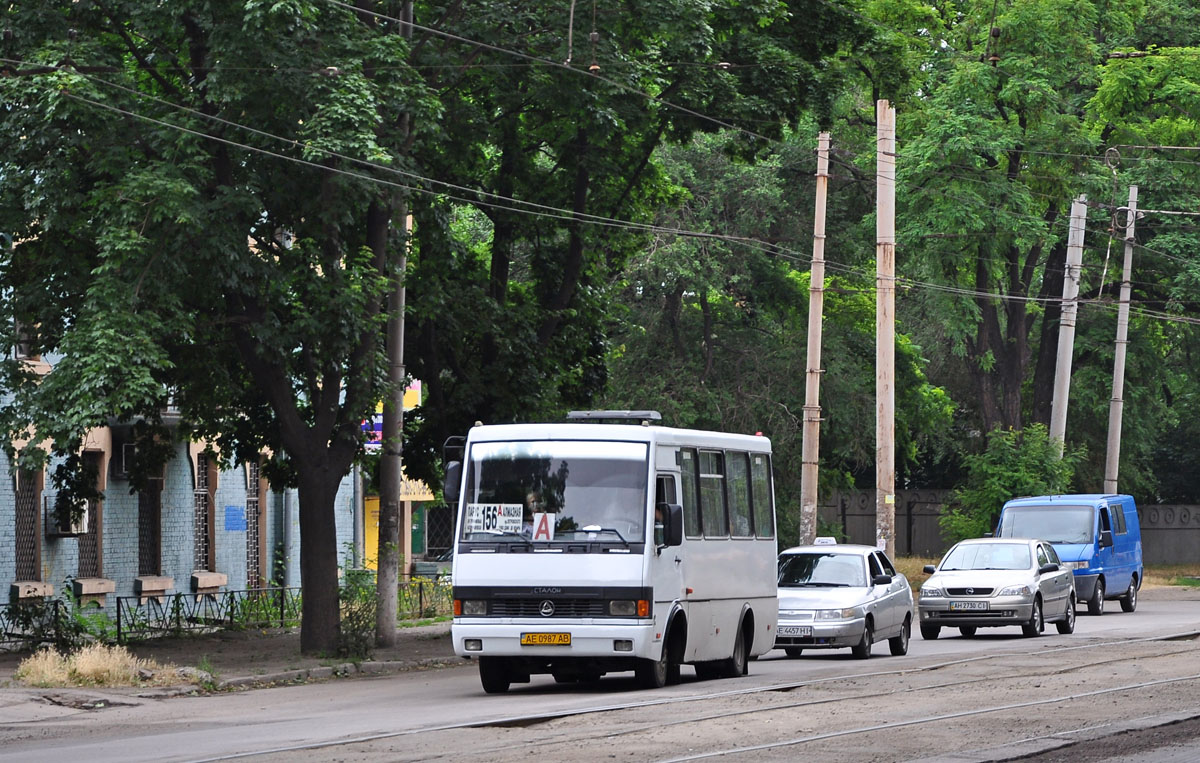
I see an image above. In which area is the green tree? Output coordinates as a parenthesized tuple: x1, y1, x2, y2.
(0, 1, 428, 654)
(602, 131, 955, 545)
(941, 424, 1084, 542)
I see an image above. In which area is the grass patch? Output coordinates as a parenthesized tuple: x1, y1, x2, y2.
(1143, 564, 1200, 587)
(15, 644, 180, 688)
(895, 556, 939, 592)
(398, 615, 451, 629)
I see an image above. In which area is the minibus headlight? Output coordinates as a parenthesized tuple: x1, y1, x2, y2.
(462, 600, 487, 616)
(609, 600, 637, 616)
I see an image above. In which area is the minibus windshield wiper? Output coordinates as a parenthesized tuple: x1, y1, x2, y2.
(579, 526, 630, 548)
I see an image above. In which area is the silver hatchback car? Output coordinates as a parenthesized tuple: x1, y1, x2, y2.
(918, 537, 1076, 639)
(776, 543, 914, 659)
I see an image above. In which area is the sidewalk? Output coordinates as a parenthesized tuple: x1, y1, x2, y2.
(0, 619, 465, 694)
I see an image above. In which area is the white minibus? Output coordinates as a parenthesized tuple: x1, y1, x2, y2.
(445, 410, 778, 693)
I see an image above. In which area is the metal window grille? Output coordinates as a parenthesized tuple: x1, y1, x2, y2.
(194, 453, 212, 570)
(138, 481, 162, 576)
(77, 452, 102, 578)
(15, 469, 40, 581)
(246, 461, 261, 589)
(78, 494, 100, 577)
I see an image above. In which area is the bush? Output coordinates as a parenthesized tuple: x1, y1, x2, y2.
(941, 424, 1084, 543)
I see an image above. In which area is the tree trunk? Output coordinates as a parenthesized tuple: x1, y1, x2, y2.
(1030, 241, 1068, 426)
(297, 464, 342, 655)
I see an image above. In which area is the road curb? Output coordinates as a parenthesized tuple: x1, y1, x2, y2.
(215, 655, 469, 690)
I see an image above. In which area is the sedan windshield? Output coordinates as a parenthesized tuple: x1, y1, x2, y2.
(778, 553, 867, 588)
(998, 505, 1094, 544)
(940, 543, 1031, 571)
(460, 440, 648, 547)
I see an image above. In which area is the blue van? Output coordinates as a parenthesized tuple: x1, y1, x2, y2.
(995, 494, 1143, 616)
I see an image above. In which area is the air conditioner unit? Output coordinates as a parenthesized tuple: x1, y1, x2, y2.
(111, 443, 137, 480)
(44, 493, 89, 537)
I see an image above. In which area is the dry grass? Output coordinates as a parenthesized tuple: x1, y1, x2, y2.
(1143, 564, 1200, 588)
(15, 644, 180, 688)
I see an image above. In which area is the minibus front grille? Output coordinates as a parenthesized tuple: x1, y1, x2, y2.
(491, 599, 608, 617)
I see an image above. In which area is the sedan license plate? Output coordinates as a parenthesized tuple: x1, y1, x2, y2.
(777, 625, 812, 637)
(520, 632, 571, 646)
(949, 600, 989, 611)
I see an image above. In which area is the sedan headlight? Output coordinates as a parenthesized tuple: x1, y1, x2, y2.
(998, 584, 1033, 597)
(815, 606, 862, 621)
(920, 586, 944, 598)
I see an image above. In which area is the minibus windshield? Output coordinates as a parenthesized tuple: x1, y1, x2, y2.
(460, 440, 649, 547)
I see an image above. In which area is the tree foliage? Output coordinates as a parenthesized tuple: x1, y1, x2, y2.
(941, 424, 1084, 542)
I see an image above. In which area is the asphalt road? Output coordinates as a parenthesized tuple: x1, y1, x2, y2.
(2, 588, 1199, 762)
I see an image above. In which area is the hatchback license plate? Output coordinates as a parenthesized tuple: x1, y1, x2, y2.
(778, 626, 812, 637)
(520, 632, 571, 646)
(949, 601, 988, 611)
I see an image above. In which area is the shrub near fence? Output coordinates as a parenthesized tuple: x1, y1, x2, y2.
(4, 580, 451, 652)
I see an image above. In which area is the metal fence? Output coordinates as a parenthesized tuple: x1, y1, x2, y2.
(0, 599, 62, 651)
(115, 587, 303, 643)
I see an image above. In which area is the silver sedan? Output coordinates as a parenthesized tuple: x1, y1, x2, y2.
(918, 537, 1076, 639)
(775, 543, 914, 659)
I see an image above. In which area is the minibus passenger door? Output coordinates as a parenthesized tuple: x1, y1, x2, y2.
(652, 475, 686, 627)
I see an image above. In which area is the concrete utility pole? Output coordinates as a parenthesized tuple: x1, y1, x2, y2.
(875, 100, 896, 559)
(1049, 196, 1087, 458)
(377, 0, 414, 648)
(799, 132, 831, 546)
(1104, 185, 1138, 493)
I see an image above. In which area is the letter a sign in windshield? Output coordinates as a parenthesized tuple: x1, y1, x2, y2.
(531, 512, 555, 541)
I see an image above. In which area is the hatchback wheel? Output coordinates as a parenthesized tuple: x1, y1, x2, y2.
(1022, 598, 1044, 637)
(889, 616, 910, 656)
(1056, 594, 1076, 634)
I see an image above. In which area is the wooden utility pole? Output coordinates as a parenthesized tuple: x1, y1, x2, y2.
(875, 100, 896, 559)
(1104, 185, 1138, 493)
(1049, 196, 1087, 458)
(377, 1, 413, 648)
(799, 132, 831, 546)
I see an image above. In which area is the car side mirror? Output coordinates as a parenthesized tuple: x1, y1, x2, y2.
(443, 461, 461, 505)
(1099, 530, 1114, 549)
(872, 574, 892, 586)
(1038, 563, 1059, 575)
(923, 565, 936, 574)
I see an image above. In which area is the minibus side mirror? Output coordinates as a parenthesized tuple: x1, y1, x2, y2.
(1099, 529, 1114, 549)
(656, 502, 683, 551)
(444, 461, 461, 505)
